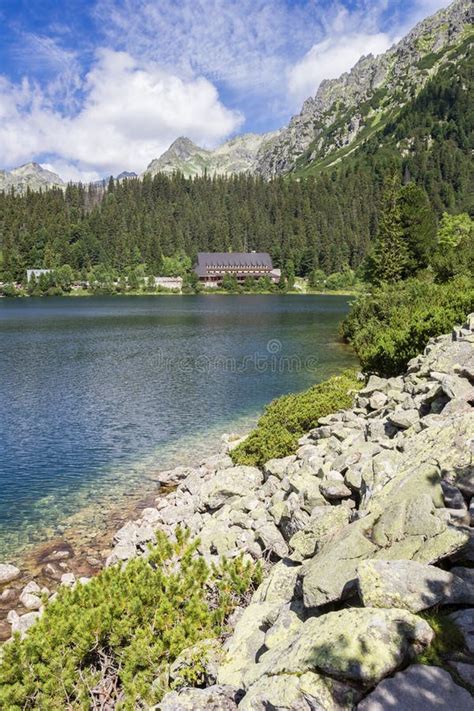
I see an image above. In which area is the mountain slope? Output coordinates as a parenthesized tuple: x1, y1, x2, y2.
(257, 0, 472, 178)
(0, 163, 64, 193)
(143, 131, 281, 178)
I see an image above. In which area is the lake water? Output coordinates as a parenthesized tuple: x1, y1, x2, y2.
(0, 295, 356, 562)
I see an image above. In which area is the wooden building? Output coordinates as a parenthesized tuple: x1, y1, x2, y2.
(195, 252, 280, 286)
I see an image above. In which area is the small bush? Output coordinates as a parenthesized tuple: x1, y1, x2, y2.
(341, 276, 474, 377)
(231, 371, 361, 467)
(0, 528, 261, 710)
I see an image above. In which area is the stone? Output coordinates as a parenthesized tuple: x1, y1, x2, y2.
(288, 470, 327, 510)
(240, 671, 359, 711)
(9, 610, 41, 638)
(357, 559, 454, 612)
(158, 685, 241, 710)
(441, 481, 467, 510)
(199, 466, 263, 511)
(249, 608, 433, 686)
(356, 664, 474, 711)
(319, 480, 353, 501)
(388, 409, 420, 430)
(302, 517, 378, 607)
(449, 609, 474, 655)
(289, 506, 350, 560)
(217, 602, 281, 687)
(264, 456, 296, 480)
(19, 581, 43, 610)
(60, 572, 76, 587)
(369, 391, 388, 411)
(448, 661, 474, 689)
(264, 601, 305, 650)
(359, 375, 389, 396)
(0, 563, 21, 585)
(255, 522, 288, 559)
(252, 560, 301, 605)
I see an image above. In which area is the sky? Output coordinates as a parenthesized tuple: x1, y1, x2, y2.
(0, 0, 451, 181)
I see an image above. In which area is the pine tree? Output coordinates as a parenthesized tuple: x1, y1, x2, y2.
(364, 175, 409, 284)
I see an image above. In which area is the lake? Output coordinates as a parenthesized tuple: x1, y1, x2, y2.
(0, 294, 356, 562)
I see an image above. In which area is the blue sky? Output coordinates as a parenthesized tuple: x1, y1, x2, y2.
(0, 0, 451, 180)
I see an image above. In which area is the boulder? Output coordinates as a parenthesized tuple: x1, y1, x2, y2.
(264, 456, 296, 480)
(357, 559, 454, 612)
(255, 522, 288, 559)
(199, 466, 263, 511)
(8, 610, 41, 638)
(247, 608, 433, 687)
(240, 671, 359, 711)
(319, 480, 353, 502)
(252, 560, 301, 605)
(0, 563, 21, 585)
(19, 581, 43, 611)
(264, 601, 305, 650)
(217, 602, 281, 687)
(289, 506, 350, 561)
(448, 608, 474, 655)
(356, 664, 473, 711)
(158, 685, 241, 710)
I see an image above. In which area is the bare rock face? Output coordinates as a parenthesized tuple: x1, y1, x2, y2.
(0, 163, 64, 194)
(257, 0, 472, 178)
(143, 131, 281, 179)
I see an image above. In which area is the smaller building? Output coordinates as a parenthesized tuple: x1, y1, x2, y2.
(26, 269, 53, 282)
(195, 252, 280, 286)
(153, 276, 183, 290)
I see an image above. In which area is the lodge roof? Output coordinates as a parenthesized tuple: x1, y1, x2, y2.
(195, 252, 273, 276)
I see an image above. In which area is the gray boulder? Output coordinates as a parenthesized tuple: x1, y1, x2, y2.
(158, 685, 241, 710)
(356, 664, 473, 710)
(199, 466, 263, 511)
(0, 563, 21, 585)
(449, 608, 474, 655)
(240, 671, 359, 711)
(246, 608, 433, 687)
(357, 559, 454, 612)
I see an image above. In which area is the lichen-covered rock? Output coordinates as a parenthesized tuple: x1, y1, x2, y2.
(357, 559, 454, 612)
(252, 559, 301, 605)
(289, 506, 350, 561)
(217, 602, 281, 687)
(356, 664, 474, 711)
(448, 608, 474, 655)
(240, 671, 360, 711)
(157, 684, 241, 710)
(199, 466, 263, 511)
(247, 608, 433, 687)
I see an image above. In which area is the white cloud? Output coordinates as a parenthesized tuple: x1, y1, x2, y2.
(288, 32, 392, 103)
(0, 49, 243, 178)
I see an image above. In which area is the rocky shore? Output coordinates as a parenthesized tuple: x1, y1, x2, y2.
(1, 315, 474, 709)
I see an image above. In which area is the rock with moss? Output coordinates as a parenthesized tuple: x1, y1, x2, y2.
(240, 671, 360, 711)
(198, 466, 263, 511)
(289, 506, 350, 561)
(357, 559, 455, 612)
(245, 608, 433, 687)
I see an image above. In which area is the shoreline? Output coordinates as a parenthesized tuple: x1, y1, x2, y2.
(1, 289, 360, 299)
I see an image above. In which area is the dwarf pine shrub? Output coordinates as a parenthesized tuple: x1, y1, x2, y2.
(231, 370, 361, 467)
(0, 528, 261, 710)
(341, 276, 474, 377)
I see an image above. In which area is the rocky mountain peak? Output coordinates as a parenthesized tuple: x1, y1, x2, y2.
(257, 0, 472, 177)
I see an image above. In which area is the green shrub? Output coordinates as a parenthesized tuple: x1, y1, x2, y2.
(231, 371, 361, 467)
(0, 528, 261, 710)
(341, 276, 474, 377)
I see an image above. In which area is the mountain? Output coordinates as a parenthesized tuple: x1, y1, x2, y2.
(143, 131, 281, 178)
(0, 162, 64, 193)
(256, 0, 472, 178)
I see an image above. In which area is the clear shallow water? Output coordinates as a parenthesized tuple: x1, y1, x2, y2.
(0, 295, 356, 561)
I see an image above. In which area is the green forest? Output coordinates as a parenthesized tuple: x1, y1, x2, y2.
(0, 38, 471, 290)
